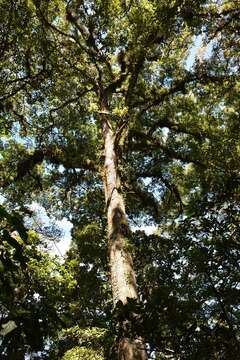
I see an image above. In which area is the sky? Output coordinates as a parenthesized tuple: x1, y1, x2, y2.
(28, 202, 73, 256)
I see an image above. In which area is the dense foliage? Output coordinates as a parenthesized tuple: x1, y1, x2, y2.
(0, 0, 239, 358)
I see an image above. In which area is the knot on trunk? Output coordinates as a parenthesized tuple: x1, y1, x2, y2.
(110, 206, 130, 244)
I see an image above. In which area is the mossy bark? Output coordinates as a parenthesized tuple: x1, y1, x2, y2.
(101, 101, 148, 360)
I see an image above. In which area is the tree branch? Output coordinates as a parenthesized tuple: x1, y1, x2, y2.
(49, 88, 94, 115)
(148, 117, 208, 140)
(136, 75, 195, 114)
(135, 168, 184, 214)
(122, 180, 161, 220)
(129, 130, 205, 167)
(0, 147, 98, 188)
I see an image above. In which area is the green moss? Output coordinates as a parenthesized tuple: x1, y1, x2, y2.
(61, 346, 104, 360)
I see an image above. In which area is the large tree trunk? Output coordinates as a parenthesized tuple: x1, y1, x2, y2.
(101, 101, 148, 360)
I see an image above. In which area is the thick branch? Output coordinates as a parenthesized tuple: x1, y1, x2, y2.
(125, 53, 145, 106)
(135, 72, 235, 115)
(0, 148, 97, 188)
(136, 168, 184, 213)
(33, 2, 80, 45)
(46, 148, 97, 172)
(136, 76, 195, 114)
(49, 88, 94, 115)
(0, 68, 47, 102)
(148, 117, 208, 140)
(129, 130, 205, 167)
(123, 180, 161, 220)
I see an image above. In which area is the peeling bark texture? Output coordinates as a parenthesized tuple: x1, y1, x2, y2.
(101, 99, 148, 359)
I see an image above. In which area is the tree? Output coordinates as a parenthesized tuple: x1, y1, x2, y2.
(0, 0, 239, 359)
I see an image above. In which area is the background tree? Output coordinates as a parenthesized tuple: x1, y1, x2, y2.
(0, 0, 239, 359)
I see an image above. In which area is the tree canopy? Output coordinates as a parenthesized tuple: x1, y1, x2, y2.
(0, 0, 239, 359)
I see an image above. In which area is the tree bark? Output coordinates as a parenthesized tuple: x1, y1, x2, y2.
(101, 99, 148, 360)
